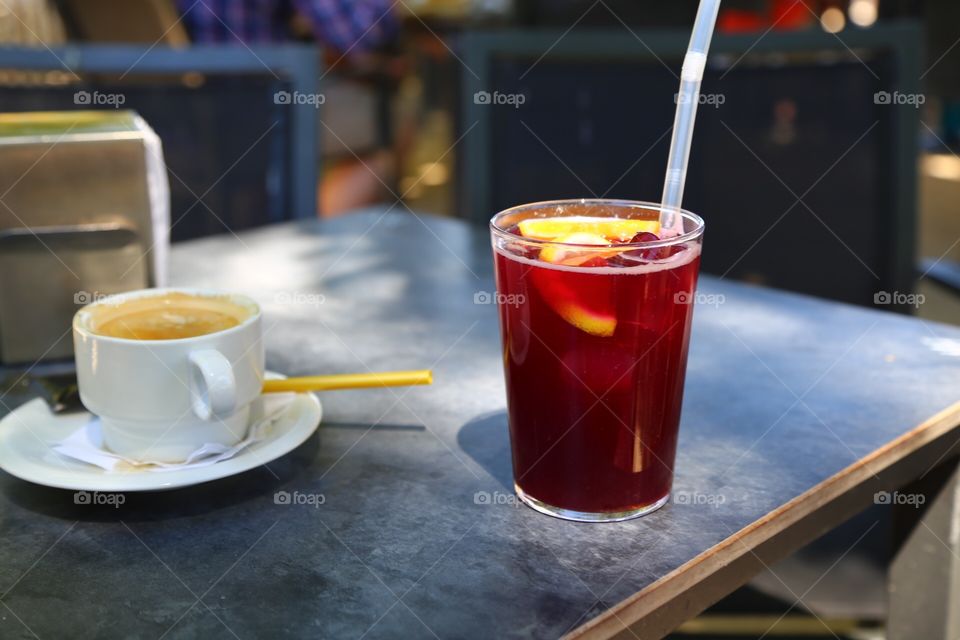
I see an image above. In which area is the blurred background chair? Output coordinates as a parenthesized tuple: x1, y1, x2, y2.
(0, 44, 319, 240)
(459, 25, 922, 312)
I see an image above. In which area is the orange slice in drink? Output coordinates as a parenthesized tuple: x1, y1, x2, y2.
(533, 232, 617, 337)
(538, 232, 617, 267)
(519, 216, 659, 242)
(545, 293, 617, 337)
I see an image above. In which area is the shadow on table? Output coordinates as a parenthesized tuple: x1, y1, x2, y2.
(457, 410, 513, 489)
(1, 434, 321, 523)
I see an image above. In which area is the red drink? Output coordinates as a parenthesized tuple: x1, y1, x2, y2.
(491, 200, 704, 521)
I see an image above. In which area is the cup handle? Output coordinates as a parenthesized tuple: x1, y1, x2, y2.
(188, 350, 237, 420)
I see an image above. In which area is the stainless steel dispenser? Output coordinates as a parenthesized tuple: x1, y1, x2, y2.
(0, 110, 170, 364)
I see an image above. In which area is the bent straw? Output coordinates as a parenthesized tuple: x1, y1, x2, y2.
(660, 0, 722, 235)
(263, 370, 433, 393)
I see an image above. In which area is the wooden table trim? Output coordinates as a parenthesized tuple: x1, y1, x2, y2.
(566, 400, 960, 640)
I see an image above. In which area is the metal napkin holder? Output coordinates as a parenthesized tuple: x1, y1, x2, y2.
(0, 110, 170, 365)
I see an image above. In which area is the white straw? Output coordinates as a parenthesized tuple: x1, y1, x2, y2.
(660, 0, 722, 235)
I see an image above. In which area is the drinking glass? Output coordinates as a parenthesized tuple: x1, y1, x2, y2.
(490, 199, 705, 522)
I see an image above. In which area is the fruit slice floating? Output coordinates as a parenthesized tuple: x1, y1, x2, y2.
(549, 296, 617, 337)
(533, 232, 617, 337)
(538, 232, 616, 267)
(519, 216, 660, 242)
(606, 231, 681, 265)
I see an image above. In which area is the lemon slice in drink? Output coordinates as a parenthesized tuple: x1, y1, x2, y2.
(519, 216, 659, 242)
(534, 232, 617, 337)
(538, 232, 615, 266)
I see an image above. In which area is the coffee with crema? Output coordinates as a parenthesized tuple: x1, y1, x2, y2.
(89, 292, 255, 340)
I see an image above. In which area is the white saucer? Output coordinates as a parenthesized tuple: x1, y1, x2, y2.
(0, 372, 322, 492)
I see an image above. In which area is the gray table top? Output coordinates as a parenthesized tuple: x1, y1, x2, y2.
(2, 210, 960, 640)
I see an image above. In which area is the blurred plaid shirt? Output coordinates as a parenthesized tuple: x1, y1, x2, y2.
(178, 0, 398, 54)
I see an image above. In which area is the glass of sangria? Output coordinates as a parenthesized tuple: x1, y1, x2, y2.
(490, 199, 704, 522)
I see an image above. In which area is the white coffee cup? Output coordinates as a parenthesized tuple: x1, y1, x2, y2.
(73, 288, 265, 463)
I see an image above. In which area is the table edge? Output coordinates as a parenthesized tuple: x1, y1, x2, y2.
(565, 399, 960, 640)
